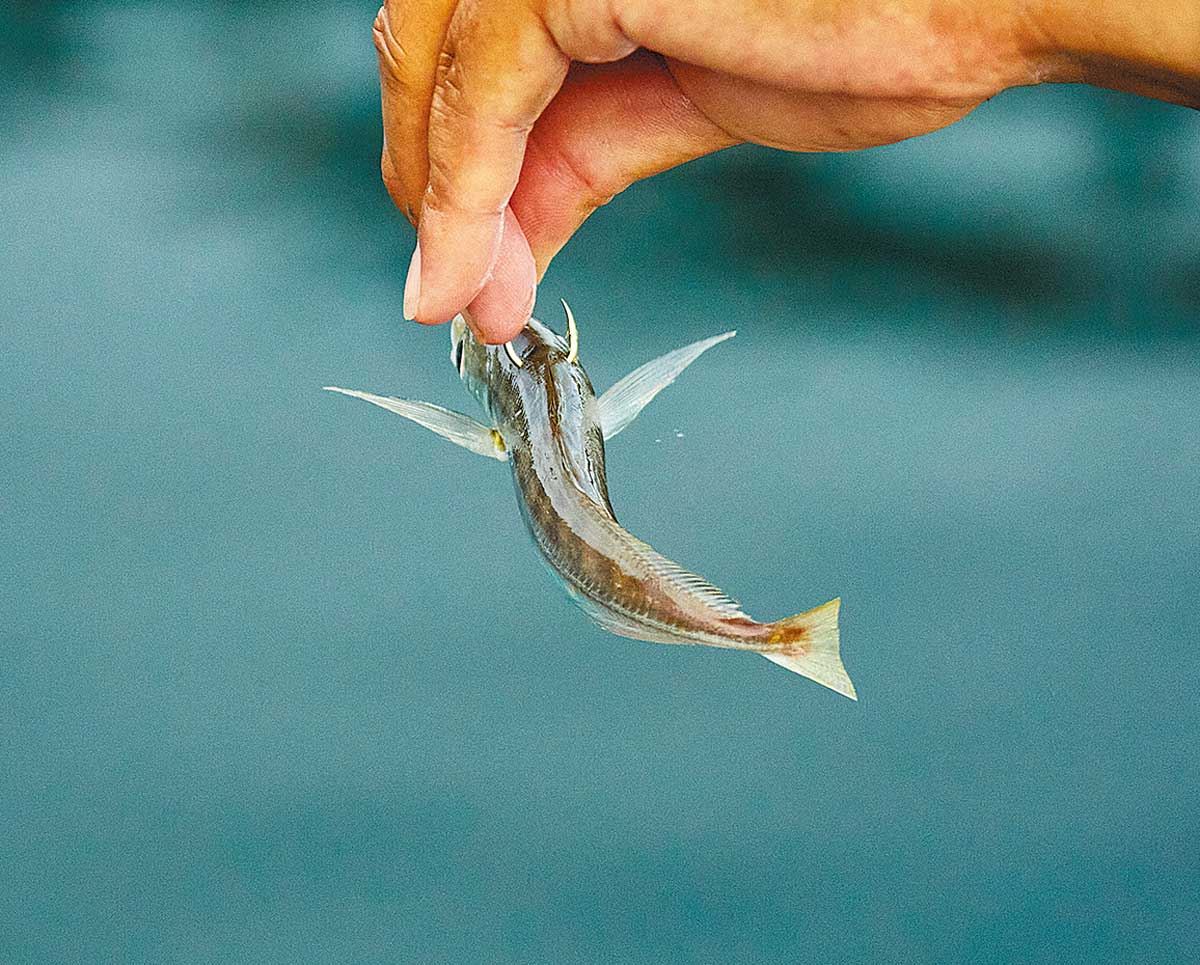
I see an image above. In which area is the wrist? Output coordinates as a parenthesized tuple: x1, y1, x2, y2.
(1026, 0, 1200, 106)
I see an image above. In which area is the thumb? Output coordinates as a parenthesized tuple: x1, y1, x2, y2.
(509, 52, 739, 278)
(463, 206, 537, 343)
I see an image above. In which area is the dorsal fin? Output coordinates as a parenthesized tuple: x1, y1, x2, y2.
(629, 538, 749, 619)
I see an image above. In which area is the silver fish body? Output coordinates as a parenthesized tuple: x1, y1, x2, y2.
(327, 308, 854, 699)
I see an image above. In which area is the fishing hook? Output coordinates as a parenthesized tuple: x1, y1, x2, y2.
(563, 299, 578, 364)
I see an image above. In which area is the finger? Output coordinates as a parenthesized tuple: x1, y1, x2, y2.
(509, 52, 739, 277)
(466, 52, 735, 339)
(412, 0, 571, 324)
(464, 206, 538, 342)
(374, 0, 457, 224)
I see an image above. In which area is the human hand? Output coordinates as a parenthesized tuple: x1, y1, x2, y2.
(375, 0, 1200, 343)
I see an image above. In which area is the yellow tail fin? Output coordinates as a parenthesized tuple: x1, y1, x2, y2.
(760, 598, 856, 700)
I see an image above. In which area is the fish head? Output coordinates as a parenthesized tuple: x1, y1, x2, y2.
(449, 314, 495, 407)
(449, 314, 472, 377)
(450, 313, 576, 404)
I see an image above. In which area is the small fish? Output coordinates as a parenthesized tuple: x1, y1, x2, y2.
(326, 304, 854, 699)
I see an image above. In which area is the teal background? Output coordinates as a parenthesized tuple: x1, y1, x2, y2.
(3, 2, 1199, 962)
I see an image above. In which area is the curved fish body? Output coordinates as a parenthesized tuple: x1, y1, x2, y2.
(326, 308, 854, 699)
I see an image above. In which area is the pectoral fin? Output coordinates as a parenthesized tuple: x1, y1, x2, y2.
(323, 386, 507, 460)
(596, 331, 736, 440)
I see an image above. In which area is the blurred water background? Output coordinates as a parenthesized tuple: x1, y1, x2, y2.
(2, 2, 1199, 962)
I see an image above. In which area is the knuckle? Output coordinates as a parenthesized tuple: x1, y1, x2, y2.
(548, 0, 637, 60)
(372, 5, 409, 76)
(426, 94, 471, 154)
(527, 133, 617, 208)
(422, 154, 459, 213)
(429, 53, 481, 136)
(422, 154, 505, 219)
(430, 47, 535, 136)
(430, 49, 467, 118)
(607, 0, 651, 43)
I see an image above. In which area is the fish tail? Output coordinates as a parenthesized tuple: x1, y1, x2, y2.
(759, 598, 856, 700)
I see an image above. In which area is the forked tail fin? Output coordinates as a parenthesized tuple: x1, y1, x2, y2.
(760, 598, 856, 700)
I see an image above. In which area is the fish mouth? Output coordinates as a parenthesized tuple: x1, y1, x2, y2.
(449, 315, 471, 374)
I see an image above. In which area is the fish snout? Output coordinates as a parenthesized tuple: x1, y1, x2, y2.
(450, 315, 470, 375)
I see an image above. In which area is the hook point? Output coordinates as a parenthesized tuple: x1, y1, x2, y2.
(562, 300, 578, 364)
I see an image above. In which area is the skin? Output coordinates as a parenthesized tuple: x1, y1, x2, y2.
(375, 0, 1200, 343)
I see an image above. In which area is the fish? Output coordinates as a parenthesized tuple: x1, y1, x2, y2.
(325, 303, 855, 699)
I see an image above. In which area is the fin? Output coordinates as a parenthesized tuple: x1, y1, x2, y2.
(597, 331, 736, 440)
(627, 536, 748, 619)
(760, 598, 856, 700)
(323, 386, 507, 460)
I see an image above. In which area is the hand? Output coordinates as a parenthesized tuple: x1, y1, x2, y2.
(375, 0, 1200, 343)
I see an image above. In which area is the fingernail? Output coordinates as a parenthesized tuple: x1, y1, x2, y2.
(402, 242, 421, 320)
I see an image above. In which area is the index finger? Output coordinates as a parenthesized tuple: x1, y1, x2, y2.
(408, 0, 570, 325)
